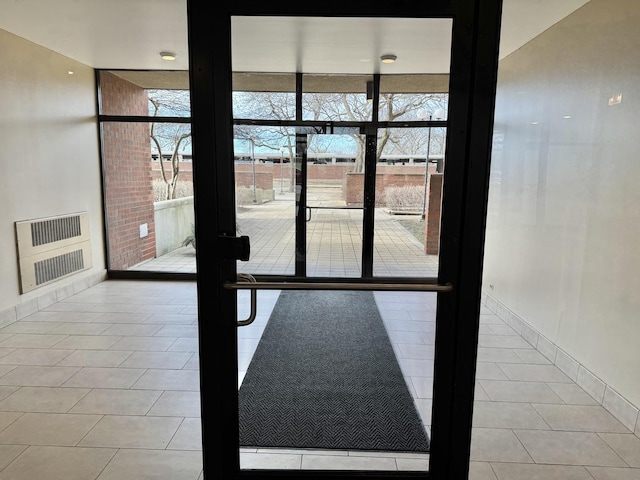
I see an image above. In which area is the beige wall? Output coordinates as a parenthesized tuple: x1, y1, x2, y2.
(484, 0, 640, 408)
(0, 30, 106, 315)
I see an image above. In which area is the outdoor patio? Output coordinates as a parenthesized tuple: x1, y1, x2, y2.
(135, 185, 439, 278)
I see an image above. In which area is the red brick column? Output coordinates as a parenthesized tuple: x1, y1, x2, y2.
(424, 173, 443, 255)
(100, 72, 155, 270)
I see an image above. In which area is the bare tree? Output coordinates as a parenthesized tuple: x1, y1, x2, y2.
(148, 90, 192, 200)
(302, 92, 447, 172)
(232, 89, 448, 172)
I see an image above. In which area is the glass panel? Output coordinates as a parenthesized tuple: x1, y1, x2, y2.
(232, 73, 295, 120)
(231, 15, 453, 475)
(101, 121, 195, 273)
(98, 71, 195, 274)
(373, 125, 446, 278)
(377, 92, 448, 122)
(302, 74, 373, 121)
(232, 78, 296, 121)
(371, 74, 449, 278)
(306, 134, 363, 277)
(234, 125, 296, 275)
(98, 70, 191, 116)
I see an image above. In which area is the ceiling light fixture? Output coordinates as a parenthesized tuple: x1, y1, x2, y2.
(380, 54, 397, 64)
(160, 51, 176, 61)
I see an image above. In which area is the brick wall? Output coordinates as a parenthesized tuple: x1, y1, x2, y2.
(308, 164, 356, 180)
(425, 173, 443, 255)
(100, 72, 156, 270)
(151, 161, 193, 182)
(235, 171, 274, 190)
(232, 162, 430, 184)
(376, 165, 435, 176)
(345, 172, 429, 206)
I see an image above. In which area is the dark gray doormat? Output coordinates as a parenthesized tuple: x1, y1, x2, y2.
(238, 290, 430, 452)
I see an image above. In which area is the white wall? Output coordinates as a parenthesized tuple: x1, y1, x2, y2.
(484, 0, 640, 408)
(0, 30, 106, 315)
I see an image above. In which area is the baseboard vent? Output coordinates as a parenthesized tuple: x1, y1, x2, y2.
(15, 212, 92, 293)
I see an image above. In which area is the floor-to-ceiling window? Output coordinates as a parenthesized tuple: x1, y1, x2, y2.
(98, 69, 449, 282)
(97, 70, 195, 277)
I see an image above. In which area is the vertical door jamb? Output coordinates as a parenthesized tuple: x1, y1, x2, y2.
(428, 0, 503, 478)
(186, 4, 240, 478)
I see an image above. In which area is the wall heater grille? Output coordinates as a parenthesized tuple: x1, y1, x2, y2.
(15, 212, 92, 293)
(31, 215, 82, 246)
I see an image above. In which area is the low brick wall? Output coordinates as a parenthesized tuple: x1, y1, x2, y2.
(235, 171, 273, 190)
(234, 171, 275, 204)
(308, 164, 356, 180)
(345, 172, 426, 206)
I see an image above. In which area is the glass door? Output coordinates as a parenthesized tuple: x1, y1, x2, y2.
(187, 1, 503, 479)
(233, 125, 297, 277)
(305, 133, 365, 278)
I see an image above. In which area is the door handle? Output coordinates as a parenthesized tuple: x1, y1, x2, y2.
(236, 273, 257, 326)
(226, 275, 453, 327)
(225, 280, 453, 292)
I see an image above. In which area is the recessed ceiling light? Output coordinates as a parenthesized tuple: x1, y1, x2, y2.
(380, 54, 397, 64)
(160, 51, 176, 61)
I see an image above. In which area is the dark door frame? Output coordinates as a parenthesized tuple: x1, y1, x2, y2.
(187, 1, 503, 478)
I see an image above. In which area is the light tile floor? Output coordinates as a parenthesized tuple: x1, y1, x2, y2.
(0, 281, 638, 478)
(5, 189, 638, 478)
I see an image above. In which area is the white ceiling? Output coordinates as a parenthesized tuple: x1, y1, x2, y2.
(0, 0, 590, 74)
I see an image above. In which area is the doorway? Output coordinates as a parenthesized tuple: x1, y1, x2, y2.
(187, 2, 503, 479)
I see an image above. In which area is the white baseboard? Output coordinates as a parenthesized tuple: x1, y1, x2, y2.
(481, 291, 640, 436)
(0, 269, 107, 329)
